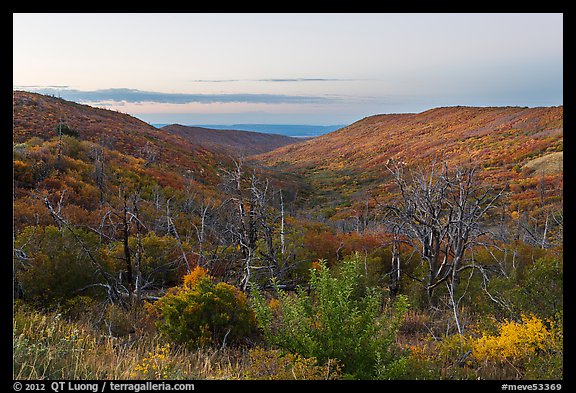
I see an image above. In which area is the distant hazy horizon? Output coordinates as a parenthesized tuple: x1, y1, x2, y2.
(152, 123, 346, 138)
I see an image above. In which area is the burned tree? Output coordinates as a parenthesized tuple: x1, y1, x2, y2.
(382, 159, 503, 315)
(30, 191, 129, 307)
(219, 159, 297, 291)
(220, 159, 258, 291)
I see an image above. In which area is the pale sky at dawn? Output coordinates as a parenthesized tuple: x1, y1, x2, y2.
(13, 13, 563, 125)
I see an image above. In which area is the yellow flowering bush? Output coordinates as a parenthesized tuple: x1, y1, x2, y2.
(153, 266, 256, 349)
(182, 265, 208, 289)
(471, 314, 555, 363)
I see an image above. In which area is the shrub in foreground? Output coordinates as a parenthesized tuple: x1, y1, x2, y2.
(251, 254, 409, 379)
(470, 313, 562, 379)
(152, 266, 256, 349)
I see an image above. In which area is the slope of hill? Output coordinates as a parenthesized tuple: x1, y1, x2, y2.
(160, 124, 303, 156)
(253, 106, 563, 218)
(12, 91, 307, 232)
(14, 91, 157, 142)
(13, 90, 226, 186)
(255, 106, 562, 172)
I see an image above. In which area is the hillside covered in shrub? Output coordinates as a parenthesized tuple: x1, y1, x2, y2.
(13, 92, 562, 381)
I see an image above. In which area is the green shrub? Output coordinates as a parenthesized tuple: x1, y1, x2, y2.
(55, 123, 79, 138)
(251, 253, 409, 379)
(14, 225, 109, 307)
(152, 266, 256, 349)
(514, 257, 562, 320)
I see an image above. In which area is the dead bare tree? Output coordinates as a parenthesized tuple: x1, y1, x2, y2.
(221, 159, 253, 291)
(219, 159, 297, 291)
(80, 187, 151, 305)
(192, 199, 212, 268)
(119, 189, 134, 300)
(35, 192, 129, 307)
(89, 145, 106, 205)
(165, 197, 192, 274)
(383, 158, 503, 322)
(141, 141, 158, 167)
(279, 190, 286, 255)
(387, 223, 408, 297)
(131, 192, 146, 303)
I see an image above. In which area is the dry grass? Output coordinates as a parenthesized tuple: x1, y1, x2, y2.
(12, 307, 247, 380)
(522, 151, 563, 175)
(14, 302, 562, 380)
(13, 306, 340, 380)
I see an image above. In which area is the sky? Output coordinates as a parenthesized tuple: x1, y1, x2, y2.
(13, 13, 563, 125)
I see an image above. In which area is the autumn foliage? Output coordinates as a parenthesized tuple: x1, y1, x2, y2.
(152, 267, 256, 349)
(12, 91, 562, 380)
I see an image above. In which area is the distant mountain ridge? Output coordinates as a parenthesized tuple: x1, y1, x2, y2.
(153, 124, 345, 138)
(160, 124, 303, 156)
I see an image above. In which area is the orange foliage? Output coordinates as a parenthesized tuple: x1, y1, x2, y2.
(256, 106, 563, 218)
(182, 266, 209, 289)
(304, 229, 385, 263)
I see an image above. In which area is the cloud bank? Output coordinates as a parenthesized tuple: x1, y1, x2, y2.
(18, 87, 336, 105)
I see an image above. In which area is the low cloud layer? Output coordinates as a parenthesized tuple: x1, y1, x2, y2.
(18, 87, 337, 105)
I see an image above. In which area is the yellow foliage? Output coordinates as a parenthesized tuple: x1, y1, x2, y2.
(471, 314, 555, 363)
(133, 344, 172, 379)
(310, 260, 322, 270)
(13, 159, 29, 170)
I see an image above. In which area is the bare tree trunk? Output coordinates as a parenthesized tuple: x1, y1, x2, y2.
(91, 146, 106, 205)
(541, 212, 549, 249)
(132, 194, 144, 304)
(121, 191, 134, 303)
(447, 280, 462, 336)
(241, 247, 252, 292)
(198, 203, 209, 267)
(166, 198, 191, 274)
(280, 190, 285, 255)
(390, 228, 402, 297)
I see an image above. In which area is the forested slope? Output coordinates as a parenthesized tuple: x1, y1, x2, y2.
(253, 106, 563, 228)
